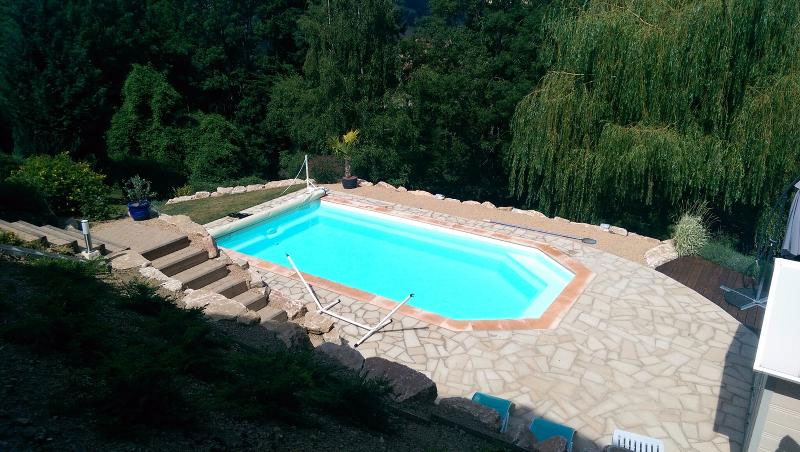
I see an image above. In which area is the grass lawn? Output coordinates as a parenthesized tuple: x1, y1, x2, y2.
(156, 184, 305, 224)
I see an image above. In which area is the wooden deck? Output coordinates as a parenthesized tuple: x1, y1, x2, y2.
(657, 256, 763, 331)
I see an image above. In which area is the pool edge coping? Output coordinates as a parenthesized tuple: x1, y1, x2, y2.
(219, 193, 595, 331)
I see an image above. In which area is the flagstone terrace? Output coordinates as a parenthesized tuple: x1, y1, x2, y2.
(211, 190, 758, 452)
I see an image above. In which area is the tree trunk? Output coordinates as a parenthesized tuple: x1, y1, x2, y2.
(344, 158, 352, 178)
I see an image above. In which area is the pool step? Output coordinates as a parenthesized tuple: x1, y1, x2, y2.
(234, 289, 268, 311)
(12, 221, 77, 250)
(151, 246, 209, 276)
(0, 220, 46, 245)
(40, 225, 106, 253)
(205, 274, 249, 298)
(172, 259, 229, 289)
(140, 235, 190, 261)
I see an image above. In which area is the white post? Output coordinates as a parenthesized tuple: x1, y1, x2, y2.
(304, 154, 310, 191)
(285, 253, 323, 311)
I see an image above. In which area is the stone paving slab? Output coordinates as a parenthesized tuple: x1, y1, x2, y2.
(93, 219, 185, 253)
(212, 190, 758, 452)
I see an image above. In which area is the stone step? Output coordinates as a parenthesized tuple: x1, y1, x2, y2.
(172, 259, 228, 290)
(151, 246, 208, 276)
(12, 221, 77, 250)
(63, 226, 128, 253)
(234, 289, 268, 311)
(256, 305, 288, 323)
(0, 220, 46, 244)
(40, 226, 105, 253)
(140, 235, 190, 261)
(204, 274, 248, 298)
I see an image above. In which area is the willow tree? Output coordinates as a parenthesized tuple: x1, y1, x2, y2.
(508, 0, 800, 235)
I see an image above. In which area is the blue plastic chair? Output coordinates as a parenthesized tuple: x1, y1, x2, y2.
(530, 417, 575, 452)
(471, 392, 512, 433)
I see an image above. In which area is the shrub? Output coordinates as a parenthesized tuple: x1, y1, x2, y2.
(8, 153, 115, 219)
(673, 213, 710, 256)
(173, 184, 194, 197)
(309, 154, 344, 183)
(123, 175, 155, 203)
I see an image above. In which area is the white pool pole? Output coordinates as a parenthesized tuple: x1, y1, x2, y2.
(355, 293, 414, 347)
(80, 219, 93, 251)
(304, 154, 310, 191)
(285, 253, 324, 311)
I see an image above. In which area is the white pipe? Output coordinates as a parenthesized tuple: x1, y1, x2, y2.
(285, 253, 324, 311)
(355, 294, 413, 347)
(286, 252, 414, 346)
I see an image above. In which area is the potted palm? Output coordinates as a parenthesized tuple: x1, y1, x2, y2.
(124, 175, 154, 221)
(329, 129, 360, 189)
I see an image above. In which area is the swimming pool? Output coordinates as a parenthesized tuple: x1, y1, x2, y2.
(215, 199, 575, 321)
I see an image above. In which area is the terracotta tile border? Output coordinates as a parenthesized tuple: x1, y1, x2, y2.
(219, 193, 595, 331)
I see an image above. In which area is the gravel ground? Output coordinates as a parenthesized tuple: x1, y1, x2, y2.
(323, 183, 661, 265)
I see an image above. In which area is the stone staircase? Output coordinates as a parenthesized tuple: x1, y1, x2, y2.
(0, 219, 126, 254)
(1, 217, 287, 327)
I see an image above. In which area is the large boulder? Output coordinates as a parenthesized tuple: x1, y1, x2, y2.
(362, 357, 437, 403)
(110, 251, 149, 270)
(301, 311, 334, 334)
(314, 343, 365, 374)
(535, 437, 568, 452)
(260, 320, 312, 351)
(438, 397, 501, 432)
(506, 418, 538, 451)
(269, 292, 307, 319)
(159, 214, 207, 236)
(183, 289, 250, 321)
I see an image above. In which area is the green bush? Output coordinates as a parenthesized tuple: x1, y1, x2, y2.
(309, 154, 344, 183)
(8, 153, 116, 219)
(673, 213, 710, 256)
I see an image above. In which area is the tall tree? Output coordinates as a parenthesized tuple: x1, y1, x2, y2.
(508, 0, 800, 238)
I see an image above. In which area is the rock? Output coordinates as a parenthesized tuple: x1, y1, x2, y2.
(109, 251, 149, 270)
(202, 235, 219, 258)
(314, 343, 365, 373)
(160, 278, 183, 292)
(210, 192, 222, 197)
(322, 328, 343, 345)
(438, 397, 501, 432)
(246, 184, 264, 192)
(183, 289, 248, 321)
(645, 241, 679, 268)
(139, 266, 170, 282)
(463, 200, 480, 206)
(512, 208, 547, 218)
(410, 190, 434, 198)
(231, 257, 249, 269)
(358, 179, 373, 187)
(236, 310, 261, 325)
(444, 198, 461, 203)
(270, 292, 307, 319)
(535, 436, 568, 452)
(260, 320, 312, 351)
(216, 186, 234, 194)
(376, 181, 396, 190)
(309, 333, 324, 347)
(609, 225, 628, 236)
(481, 201, 496, 209)
(434, 193, 445, 200)
(193, 191, 211, 199)
(497, 206, 513, 211)
(247, 267, 265, 288)
(362, 357, 437, 403)
(396, 186, 407, 192)
(302, 311, 334, 334)
(231, 185, 247, 194)
(506, 418, 538, 451)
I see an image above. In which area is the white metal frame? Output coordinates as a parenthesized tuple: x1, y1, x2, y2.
(612, 429, 664, 451)
(285, 253, 413, 347)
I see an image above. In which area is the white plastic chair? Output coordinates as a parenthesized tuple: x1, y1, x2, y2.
(611, 429, 665, 452)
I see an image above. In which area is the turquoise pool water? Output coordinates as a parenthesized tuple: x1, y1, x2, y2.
(216, 201, 574, 320)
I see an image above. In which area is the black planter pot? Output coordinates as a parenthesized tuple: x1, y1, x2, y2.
(341, 176, 358, 189)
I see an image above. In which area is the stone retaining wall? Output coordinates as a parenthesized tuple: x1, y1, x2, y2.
(164, 178, 308, 205)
